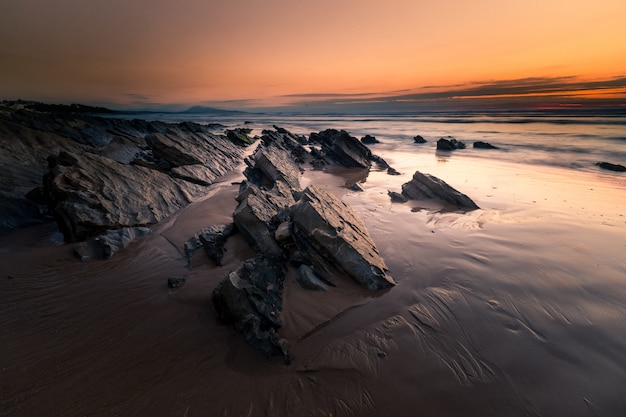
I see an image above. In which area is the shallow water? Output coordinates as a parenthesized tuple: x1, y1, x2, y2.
(1, 113, 626, 416)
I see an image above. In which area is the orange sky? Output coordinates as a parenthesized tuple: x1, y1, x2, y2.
(1, 0, 625, 110)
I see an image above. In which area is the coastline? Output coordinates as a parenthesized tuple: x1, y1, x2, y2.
(0, 145, 626, 416)
(1, 138, 625, 415)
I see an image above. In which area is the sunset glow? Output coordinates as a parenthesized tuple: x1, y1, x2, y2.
(1, 0, 625, 110)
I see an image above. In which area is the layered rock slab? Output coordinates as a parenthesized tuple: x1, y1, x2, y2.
(401, 171, 479, 210)
(290, 185, 395, 290)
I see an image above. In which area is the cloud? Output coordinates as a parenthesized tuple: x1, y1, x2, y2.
(277, 76, 626, 112)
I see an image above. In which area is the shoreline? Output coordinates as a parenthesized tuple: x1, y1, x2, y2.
(1, 149, 626, 415)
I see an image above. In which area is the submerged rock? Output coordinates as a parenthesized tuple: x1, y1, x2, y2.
(414, 135, 427, 144)
(361, 134, 380, 144)
(401, 171, 479, 210)
(473, 141, 500, 149)
(596, 161, 626, 172)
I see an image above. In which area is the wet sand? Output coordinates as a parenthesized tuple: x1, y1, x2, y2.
(1, 154, 626, 416)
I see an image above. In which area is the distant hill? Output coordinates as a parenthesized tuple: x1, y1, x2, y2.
(183, 106, 245, 114)
(1, 100, 117, 114)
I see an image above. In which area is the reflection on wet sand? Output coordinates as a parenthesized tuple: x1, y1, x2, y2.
(1, 149, 625, 416)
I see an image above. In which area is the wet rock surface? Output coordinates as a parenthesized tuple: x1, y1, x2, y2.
(437, 137, 466, 150)
(473, 141, 500, 149)
(0, 106, 249, 240)
(200, 128, 396, 361)
(212, 255, 290, 362)
(596, 161, 626, 172)
(290, 185, 395, 290)
(74, 227, 152, 260)
(400, 171, 480, 210)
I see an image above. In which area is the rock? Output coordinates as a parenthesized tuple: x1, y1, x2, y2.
(349, 183, 365, 192)
(168, 277, 187, 288)
(44, 151, 207, 242)
(437, 137, 465, 150)
(274, 221, 292, 243)
(212, 255, 290, 362)
(361, 135, 380, 144)
(388, 191, 409, 203)
(41, 124, 243, 242)
(387, 167, 401, 176)
(226, 128, 256, 146)
(184, 223, 235, 266)
(596, 162, 626, 172)
(414, 135, 427, 144)
(233, 181, 296, 257)
(401, 171, 479, 210)
(0, 106, 243, 240)
(369, 154, 390, 169)
(473, 141, 499, 149)
(74, 227, 151, 260)
(248, 143, 302, 191)
(296, 265, 328, 291)
(290, 185, 395, 290)
(310, 129, 372, 168)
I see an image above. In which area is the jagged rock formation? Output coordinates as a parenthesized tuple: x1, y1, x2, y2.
(0, 106, 251, 239)
(291, 185, 395, 290)
(208, 127, 395, 362)
(399, 171, 479, 210)
(437, 136, 466, 150)
(212, 255, 290, 362)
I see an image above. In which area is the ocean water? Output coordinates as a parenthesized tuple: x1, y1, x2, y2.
(139, 110, 626, 176)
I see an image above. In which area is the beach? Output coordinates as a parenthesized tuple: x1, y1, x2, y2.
(1, 113, 626, 416)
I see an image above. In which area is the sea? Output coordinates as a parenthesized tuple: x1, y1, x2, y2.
(123, 109, 626, 177)
(4, 109, 624, 416)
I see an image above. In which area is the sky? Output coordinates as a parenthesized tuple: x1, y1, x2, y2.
(1, 0, 625, 112)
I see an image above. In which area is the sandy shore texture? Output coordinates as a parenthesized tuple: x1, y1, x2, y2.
(1, 149, 626, 416)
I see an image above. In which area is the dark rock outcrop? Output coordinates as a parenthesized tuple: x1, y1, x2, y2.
(168, 277, 187, 289)
(361, 135, 380, 144)
(388, 191, 409, 203)
(296, 264, 328, 291)
(212, 255, 290, 362)
(233, 180, 296, 257)
(290, 185, 395, 290)
(43, 126, 243, 242)
(473, 141, 500, 149)
(596, 162, 626, 172)
(184, 223, 235, 266)
(414, 135, 427, 144)
(400, 171, 479, 210)
(208, 129, 396, 361)
(74, 227, 151, 260)
(309, 129, 372, 168)
(437, 137, 466, 150)
(0, 106, 247, 240)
